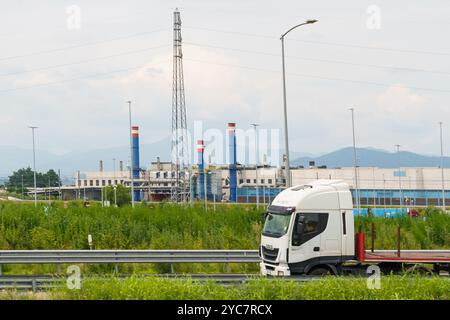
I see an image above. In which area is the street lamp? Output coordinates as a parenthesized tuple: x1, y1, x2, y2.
(395, 144, 403, 209)
(281, 19, 317, 188)
(349, 108, 360, 217)
(439, 122, 446, 210)
(127, 101, 135, 208)
(113, 158, 116, 185)
(251, 123, 260, 208)
(28, 126, 38, 207)
(113, 185, 117, 207)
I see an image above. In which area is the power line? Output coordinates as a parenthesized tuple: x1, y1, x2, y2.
(184, 58, 450, 94)
(184, 26, 450, 56)
(0, 60, 169, 94)
(0, 28, 169, 62)
(184, 26, 276, 40)
(289, 39, 450, 57)
(184, 42, 450, 76)
(0, 44, 170, 77)
(2, 57, 448, 95)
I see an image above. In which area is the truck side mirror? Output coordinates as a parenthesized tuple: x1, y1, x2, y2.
(296, 221, 304, 235)
(296, 215, 305, 234)
(292, 220, 304, 245)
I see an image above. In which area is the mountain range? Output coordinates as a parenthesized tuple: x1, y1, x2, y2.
(292, 147, 448, 168)
(0, 143, 447, 181)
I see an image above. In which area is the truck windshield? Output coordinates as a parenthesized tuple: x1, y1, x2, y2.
(262, 213, 292, 237)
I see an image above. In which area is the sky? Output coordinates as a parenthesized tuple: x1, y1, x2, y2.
(1, 0, 449, 161)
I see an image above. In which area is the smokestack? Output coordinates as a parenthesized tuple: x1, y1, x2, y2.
(197, 140, 205, 199)
(156, 156, 161, 170)
(131, 126, 141, 201)
(228, 123, 237, 202)
(99, 160, 103, 172)
(119, 161, 123, 172)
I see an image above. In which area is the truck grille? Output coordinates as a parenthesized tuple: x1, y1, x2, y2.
(262, 246, 279, 261)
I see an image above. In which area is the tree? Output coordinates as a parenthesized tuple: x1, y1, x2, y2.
(7, 167, 61, 193)
(105, 184, 131, 207)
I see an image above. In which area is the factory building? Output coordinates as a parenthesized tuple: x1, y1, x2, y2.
(230, 166, 450, 206)
(69, 122, 449, 206)
(72, 164, 450, 206)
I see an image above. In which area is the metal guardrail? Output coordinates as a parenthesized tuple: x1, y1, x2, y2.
(0, 276, 62, 291)
(0, 250, 261, 265)
(0, 274, 317, 292)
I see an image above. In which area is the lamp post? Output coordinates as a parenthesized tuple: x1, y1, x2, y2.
(113, 185, 117, 207)
(204, 171, 208, 211)
(383, 173, 387, 212)
(439, 122, 446, 210)
(349, 108, 360, 216)
(127, 101, 135, 208)
(113, 158, 116, 185)
(280, 19, 318, 188)
(28, 126, 38, 207)
(251, 123, 260, 208)
(395, 144, 403, 209)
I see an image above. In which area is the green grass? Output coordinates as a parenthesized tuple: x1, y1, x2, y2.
(1, 202, 449, 251)
(3, 276, 448, 300)
(0, 201, 263, 274)
(0, 202, 448, 274)
(0, 201, 263, 250)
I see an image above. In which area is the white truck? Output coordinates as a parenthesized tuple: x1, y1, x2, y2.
(260, 180, 450, 276)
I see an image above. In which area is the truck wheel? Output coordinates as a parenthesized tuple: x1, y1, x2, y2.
(404, 265, 433, 275)
(307, 267, 330, 276)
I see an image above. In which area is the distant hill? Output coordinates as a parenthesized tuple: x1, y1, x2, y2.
(292, 147, 448, 168)
(0, 139, 172, 178)
(1, 144, 447, 180)
(0, 138, 317, 178)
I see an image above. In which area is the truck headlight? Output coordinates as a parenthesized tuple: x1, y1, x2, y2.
(277, 271, 284, 276)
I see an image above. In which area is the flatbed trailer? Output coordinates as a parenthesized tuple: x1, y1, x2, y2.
(363, 250, 450, 263)
(259, 180, 450, 276)
(356, 232, 450, 264)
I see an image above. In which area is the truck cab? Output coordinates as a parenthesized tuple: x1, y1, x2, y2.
(260, 180, 355, 276)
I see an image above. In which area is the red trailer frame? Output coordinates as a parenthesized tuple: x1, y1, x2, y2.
(355, 230, 450, 264)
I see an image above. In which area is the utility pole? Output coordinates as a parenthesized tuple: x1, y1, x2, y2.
(204, 171, 208, 211)
(349, 108, 360, 216)
(439, 122, 446, 210)
(113, 158, 116, 185)
(251, 123, 260, 208)
(280, 19, 317, 188)
(58, 169, 62, 200)
(114, 185, 117, 207)
(127, 100, 135, 208)
(28, 126, 38, 207)
(372, 167, 376, 206)
(77, 170, 81, 200)
(395, 144, 403, 209)
(383, 173, 387, 211)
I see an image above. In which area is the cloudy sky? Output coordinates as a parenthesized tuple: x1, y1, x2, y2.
(1, 0, 449, 159)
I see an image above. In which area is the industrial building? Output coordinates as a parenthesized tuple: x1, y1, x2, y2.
(71, 163, 450, 206)
(58, 120, 447, 206)
(56, 116, 448, 206)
